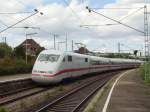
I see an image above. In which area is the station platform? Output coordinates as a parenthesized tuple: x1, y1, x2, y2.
(104, 69, 150, 112)
(0, 73, 31, 83)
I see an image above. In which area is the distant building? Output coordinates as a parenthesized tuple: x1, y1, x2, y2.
(74, 47, 90, 54)
(17, 39, 44, 56)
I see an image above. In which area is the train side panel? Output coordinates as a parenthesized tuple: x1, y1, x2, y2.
(31, 50, 143, 84)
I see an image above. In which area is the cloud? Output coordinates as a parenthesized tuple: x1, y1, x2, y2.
(0, 0, 149, 53)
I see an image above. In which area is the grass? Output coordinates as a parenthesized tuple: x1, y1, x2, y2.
(58, 85, 64, 91)
(139, 62, 150, 84)
(83, 76, 113, 112)
(145, 91, 150, 96)
(0, 107, 7, 112)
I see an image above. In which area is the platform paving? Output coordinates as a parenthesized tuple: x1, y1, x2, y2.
(106, 69, 150, 112)
(0, 73, 31, 82)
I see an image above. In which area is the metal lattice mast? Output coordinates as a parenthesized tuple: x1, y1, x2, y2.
(144, 5, 150, 81)
(144, 5, 149, 59)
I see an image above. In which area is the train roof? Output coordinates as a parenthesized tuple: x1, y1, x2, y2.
(40, 50, 142, 63)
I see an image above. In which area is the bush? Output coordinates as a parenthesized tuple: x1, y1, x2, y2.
(0, 43, 13, 58)
(139, 62, 150, 84)
(0, 57, 33, 76)
(14, 46, 25, 59)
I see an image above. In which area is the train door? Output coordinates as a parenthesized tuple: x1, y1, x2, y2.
(59, 56, 68, 79)
(72, 56, 81, 77)
(84, 58, 89, 75)
(67, 55, 73, 78)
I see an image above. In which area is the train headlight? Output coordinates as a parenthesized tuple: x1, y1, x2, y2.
(33, 70, 38, 73)
(48, 71, 53, 74)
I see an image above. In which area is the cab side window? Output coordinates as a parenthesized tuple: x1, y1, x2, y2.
(68, 56, 72, 62)
(85, 58, 88, 62)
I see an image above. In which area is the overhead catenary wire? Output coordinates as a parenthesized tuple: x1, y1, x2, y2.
(86, 6, 144, 34)
(62, 0, 84, 24)
(0, 12, 33, 14)
(11, 0, 28, 8)
(119, 7, 144, 21)
(0, 19, 8, 27)
(1, 0, 40, 29)
(81, 7, 144, 27)
(80, 23, 119, 27)
(91, 7, 144, 10)
(0, 9, 42, 34)
(63, 0, 107, 40)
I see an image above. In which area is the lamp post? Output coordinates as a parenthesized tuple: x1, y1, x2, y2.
(10, 26, 40, 64)
(25, 32, 37, 64)
(53, 34, 59, 50)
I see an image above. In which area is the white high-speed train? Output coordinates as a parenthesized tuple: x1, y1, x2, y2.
(32, 50, 142, 84)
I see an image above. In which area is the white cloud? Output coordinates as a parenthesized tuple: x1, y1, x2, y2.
(0, 0, 149, 53)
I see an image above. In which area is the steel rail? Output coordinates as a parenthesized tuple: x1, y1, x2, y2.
(34, 74, 114, 112)
(71, 79, 108, 112)
(0, 78, 34, 97)
(0, 87, 50, 105)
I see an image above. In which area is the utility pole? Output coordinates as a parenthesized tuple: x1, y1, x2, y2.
(25, 32, 37, 64)
(53, 34, 59, 50)
(54, 34, 56, 50)
(118, 42, 121, 53)
(72, 40, 74, 52)
(25, 34, 27, 64)
(65, 33, 68, 51)
(144, 5, 149, 81)
(57, 42, 59, 50)
(57, 41, 65, 51)
(118, 42, 121, 57)
(144, 5, 149, 59)
(2, 37, 6, 44)
(4, 37, 6, 44)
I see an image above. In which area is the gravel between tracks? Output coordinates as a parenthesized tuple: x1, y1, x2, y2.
(1, 71, 121, 112)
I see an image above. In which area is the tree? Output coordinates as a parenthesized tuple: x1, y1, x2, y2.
(36, 47, 45, 56)
(0, 43, 13, 58)
(134, 50, 138, 56)
(14, 46, 25, 59)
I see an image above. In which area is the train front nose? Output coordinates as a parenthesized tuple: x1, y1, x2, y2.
(31, 74, 60, 84)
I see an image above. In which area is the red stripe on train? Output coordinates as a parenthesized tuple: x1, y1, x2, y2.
(32, 65, 120, 77)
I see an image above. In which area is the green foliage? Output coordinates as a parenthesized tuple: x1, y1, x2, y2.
(58, 85, 64, 91)
(14, 46, 25, 59)
(104, 53, 131, 59)
(139, 62, 150, 84)
(36, 47, 45, 56)
(133, 50, 138, 56)
(0, 43, 41, 75)
(144, 91, 150, 96)
(0, 57, 33, 75)
(0, 43, 13, 58)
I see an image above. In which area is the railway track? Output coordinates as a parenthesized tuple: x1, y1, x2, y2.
(0, 78, 35, 97)
(0, 71, 121, 112)
(0, 87, 50, 106)
(0, 78, 51, 106)
(29, 72, 117, 112)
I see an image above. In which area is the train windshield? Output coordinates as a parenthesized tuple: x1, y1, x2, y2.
(38, 54, 60, 62)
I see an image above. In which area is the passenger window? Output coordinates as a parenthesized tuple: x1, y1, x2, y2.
(68, 56, 72, 62)
(85, 58, 88, 62)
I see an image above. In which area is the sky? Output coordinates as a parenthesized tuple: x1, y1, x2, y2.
(0, 0, 149, 54)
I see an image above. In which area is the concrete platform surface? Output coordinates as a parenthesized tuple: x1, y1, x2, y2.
(107, 70, 150, 112)
(0, 73, 31, 82)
